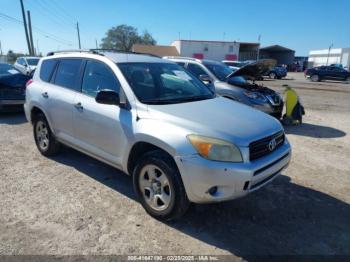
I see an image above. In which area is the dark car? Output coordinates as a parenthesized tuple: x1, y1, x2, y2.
(265, 66, 288, 79)
(305, 66, 350, 83)
(0, 63, 31, 112)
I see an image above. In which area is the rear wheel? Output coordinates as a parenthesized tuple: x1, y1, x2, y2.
(33, 114, 61, 156)
(346, 77, 350, 84)
(133, 150, 190, 221)
(311, 74, 320, 82)
(269, 72, 277, 79)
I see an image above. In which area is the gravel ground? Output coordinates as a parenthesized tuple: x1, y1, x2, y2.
(0, 73, 349, 259)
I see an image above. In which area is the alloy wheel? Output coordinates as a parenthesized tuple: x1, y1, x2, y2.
(36, 120, 49, 151)
(138, 164, 172, 211)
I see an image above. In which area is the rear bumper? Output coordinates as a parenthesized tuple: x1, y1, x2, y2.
(174, 140, 291, 203)
(0, 99, 25, 105)
(0, 100, 25, 112)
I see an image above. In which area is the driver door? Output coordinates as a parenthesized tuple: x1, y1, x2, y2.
(72, 59, 129, 167)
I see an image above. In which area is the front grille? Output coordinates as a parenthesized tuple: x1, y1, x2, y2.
(249, 131, 285, 161)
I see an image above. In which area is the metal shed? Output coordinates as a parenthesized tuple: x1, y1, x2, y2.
(259, 45, 295, 66)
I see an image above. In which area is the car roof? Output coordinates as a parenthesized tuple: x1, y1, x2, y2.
(19, 56, 41, 59)
(103, 52, 168, 63)
(44, 51, 170, 64)
(164, 56, 224, 65)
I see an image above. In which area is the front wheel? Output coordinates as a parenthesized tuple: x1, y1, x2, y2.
(33, 114, 61, 156)
(133, 150, 190, 221)
(311, 74, 320, 82)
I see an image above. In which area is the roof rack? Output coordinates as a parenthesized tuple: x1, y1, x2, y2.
(46, 49, 100, 56)
(163, 56, 202, 62)
(91, 49, 161, 58)
(47, 49, 160, 58)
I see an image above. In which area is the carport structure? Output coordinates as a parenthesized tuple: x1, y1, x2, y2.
(259, 45, 295, 66)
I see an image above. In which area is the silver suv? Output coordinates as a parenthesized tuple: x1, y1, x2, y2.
(165, 57, 284, 119)
(24, 50, 291, 220)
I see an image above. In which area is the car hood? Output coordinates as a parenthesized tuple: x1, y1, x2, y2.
(227, 59, 277, 80)
(145, 97, 282, 147)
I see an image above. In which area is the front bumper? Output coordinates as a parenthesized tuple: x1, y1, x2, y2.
(251, 102, 284, 118)
(175, 140, 291, 203)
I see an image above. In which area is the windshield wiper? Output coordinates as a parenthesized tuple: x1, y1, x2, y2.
(142, 95, 213, 105)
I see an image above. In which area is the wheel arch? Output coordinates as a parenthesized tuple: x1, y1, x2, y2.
(30, 105, 55, 134)
(126, 140, 177, 176)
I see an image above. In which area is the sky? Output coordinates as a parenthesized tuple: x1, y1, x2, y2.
(0, 0, 349, 56)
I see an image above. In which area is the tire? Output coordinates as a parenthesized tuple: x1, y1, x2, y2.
(311, 74, 320, 82)
(133, 150, 190, 221)
(346, 77, 350, 84)
(33, 113, 61, 156)
(269, 72, 277, 79)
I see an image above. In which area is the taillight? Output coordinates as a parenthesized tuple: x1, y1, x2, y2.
(26, 79, 33, 88)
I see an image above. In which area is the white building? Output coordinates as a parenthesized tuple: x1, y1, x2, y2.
(308, 48, 350, 68)
(171, 40, 259, 61)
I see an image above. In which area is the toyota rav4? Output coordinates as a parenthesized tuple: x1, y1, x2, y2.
(24, 50, 291, 220)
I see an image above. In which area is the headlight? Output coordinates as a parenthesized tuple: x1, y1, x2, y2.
(244, 91, 267, 102)
(187, 135, 243, 162)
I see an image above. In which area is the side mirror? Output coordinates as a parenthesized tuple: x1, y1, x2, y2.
(95, 90, 120, 106)
(199, 74, 212, 84)
(24, 64, 28, 68)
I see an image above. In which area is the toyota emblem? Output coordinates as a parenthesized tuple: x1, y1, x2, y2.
(268, 138, 277, 151)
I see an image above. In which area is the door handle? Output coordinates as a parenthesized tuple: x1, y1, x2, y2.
(74, 102, 83, 110)
(42, 92, 49, 98)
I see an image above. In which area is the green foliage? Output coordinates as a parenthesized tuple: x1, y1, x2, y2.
(7, 50, 25, 64)
(101, 24, 156, 51)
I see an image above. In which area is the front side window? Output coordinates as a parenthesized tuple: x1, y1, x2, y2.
(82, 60, 120, 98)
(187, 63, 207, 78)
(204, 62, 233, 81)
(54, 59, 83, 91)
(17, 58, 25, 65)
(118, 62, 214, 104)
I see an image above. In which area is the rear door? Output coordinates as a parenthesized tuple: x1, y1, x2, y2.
(45, 58, 84, 143)
(72, 59, 128, 166)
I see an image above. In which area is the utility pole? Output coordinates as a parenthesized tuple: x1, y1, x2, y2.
(95, 39, 98, 49)
(76, 22, 81, 49)
(27, 10, 35, 55)
(37, 39, 40, 56)
(257, 34, 261, 61)
(19, 0, 32, 55)
(326, 43, 333, 66)
(0, 40, 3, 56)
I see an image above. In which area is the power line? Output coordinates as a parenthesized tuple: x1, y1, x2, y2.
(0, 12, 73, 46)
(26, 0, 76, 33)
(42, 0, 77, 25)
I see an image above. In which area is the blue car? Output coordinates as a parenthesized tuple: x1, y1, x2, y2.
(0, 63, 31, 112)
(266, 66, 288, 79)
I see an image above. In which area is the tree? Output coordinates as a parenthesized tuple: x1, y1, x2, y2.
(101, 24, 156, 51)
(7, 50, 24, 64)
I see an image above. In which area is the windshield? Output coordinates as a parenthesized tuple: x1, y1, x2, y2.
(203, 62, 233, 81)
(0, 64, 20, 76)
(27, 58, 39, 66)
(118, 62, 215, 105)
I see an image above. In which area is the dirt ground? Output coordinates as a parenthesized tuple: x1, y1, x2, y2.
(0, 73, 349, 259)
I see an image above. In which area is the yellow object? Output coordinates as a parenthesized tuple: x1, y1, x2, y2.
(284, 85, 298, 118)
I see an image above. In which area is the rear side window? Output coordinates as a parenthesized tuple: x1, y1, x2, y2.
(82, 60, 120, 98)
(54, 59, 83, 91)
(40, 59, 57, 82)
